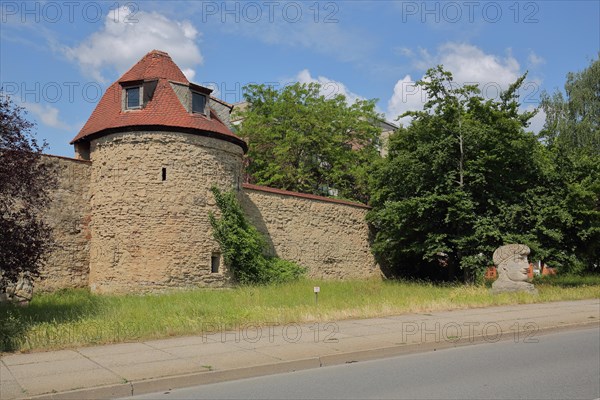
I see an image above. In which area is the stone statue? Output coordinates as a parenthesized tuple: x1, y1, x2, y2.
(0, 273, 34, 306)
(491, 244, 538, 295)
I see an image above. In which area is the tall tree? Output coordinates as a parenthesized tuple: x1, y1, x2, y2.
(540, 57, 599, 156)
(0, 93, 56, 290)
(539, 57, 600, 273)
(236, 83, 382, 203)
(368, 66, 545, 281)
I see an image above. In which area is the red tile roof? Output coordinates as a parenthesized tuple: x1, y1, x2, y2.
(242, 183, 371, 209)
(119, 50, 188, 83)
(70, 50, 246, 152)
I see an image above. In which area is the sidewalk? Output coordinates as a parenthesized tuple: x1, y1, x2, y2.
(1, 299, 599, 400)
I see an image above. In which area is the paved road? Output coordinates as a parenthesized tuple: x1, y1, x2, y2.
(130, 327, 600, 400)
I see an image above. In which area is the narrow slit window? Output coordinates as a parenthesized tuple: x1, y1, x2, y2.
(162, 167, 167, 181)
(211, 254, 220, 273)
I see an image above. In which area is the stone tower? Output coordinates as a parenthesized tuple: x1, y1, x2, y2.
(70, 50, 247, 293)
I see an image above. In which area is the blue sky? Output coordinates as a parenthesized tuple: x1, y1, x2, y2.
(1, 1, 598, 157)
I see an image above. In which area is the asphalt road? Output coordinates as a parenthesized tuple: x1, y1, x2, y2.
(130, 327, 600, 400)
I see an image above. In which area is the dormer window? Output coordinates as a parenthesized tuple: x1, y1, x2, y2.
(126, 87, 141, 109)
(192, 91, 207, 114)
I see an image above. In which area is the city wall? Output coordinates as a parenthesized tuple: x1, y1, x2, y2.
(36, 155, 91, 291)
(240, 184, 379, 280)
(36, 155, 380, 292)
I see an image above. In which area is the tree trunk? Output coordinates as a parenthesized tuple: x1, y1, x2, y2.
(458, 118, 464, 188)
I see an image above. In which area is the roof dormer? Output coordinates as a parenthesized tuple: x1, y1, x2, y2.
(120, 80, 158, 111)
(190, 83, 212, 117)
(169, 81, 213, 117)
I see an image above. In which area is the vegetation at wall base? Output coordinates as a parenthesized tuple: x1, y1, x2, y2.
(0, 280, 598, 353)
(209, 186, 306, 285)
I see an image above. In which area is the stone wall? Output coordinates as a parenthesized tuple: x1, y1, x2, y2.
(36, 155, 92, 291)
(87, 131, 244, 293)
(32, 137, 381, 294)
(240, 184, 380, 279)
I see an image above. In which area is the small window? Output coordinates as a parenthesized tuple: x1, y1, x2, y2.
(192, 92, 206, 114)
(126, 87, 141, 109)
(211, 253, 220, 273)
(161, 167, 167, 181)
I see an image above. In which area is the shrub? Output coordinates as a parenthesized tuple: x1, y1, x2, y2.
(209, 187, 306, 285)
(264, 258, 307, 284)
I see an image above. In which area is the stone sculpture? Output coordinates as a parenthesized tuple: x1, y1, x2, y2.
(491, 244, 538, 295)
(0, 273, 34, 305)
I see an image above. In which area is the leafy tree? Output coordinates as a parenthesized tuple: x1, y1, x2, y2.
(0, 93, 56, 290)
(540, 57, 599, 156)
(237, 83, 382, 203)
(368, 66, 546, 281)
(209, 187, 306, 285)
(539, 57, 600, 273)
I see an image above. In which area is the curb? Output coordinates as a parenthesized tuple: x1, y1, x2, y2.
(28, 321, 600, 399)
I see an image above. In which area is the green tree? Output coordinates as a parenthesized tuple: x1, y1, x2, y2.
(368, 66, 546, 281)
(539, 57, 600, 272)
(540, 57, 599, 156)
(237, 83, 382, 203)
(0, 93, 56, 290)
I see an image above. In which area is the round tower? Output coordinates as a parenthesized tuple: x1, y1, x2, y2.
(70, 50, 247, 293)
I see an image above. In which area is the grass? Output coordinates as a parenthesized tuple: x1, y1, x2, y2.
(532, 273, 600, 287)
(1, 278, 599, 353)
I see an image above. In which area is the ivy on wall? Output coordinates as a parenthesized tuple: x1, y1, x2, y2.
(209, 186, 306, 285)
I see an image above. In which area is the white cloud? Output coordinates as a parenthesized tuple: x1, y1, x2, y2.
(436, 43, 521, 88)
(294, 69, 364, 104)
(176, 0, 373, 63)
(412, 47, 436, 71)
(386, 75, 426, 125)
(181, 68, 196, 82)
(218, 16, 371, 64)
(24, 103, 71, 131)
(63, 6, 202, 82)
(399, 42, 521, 89)
(528, 51, 546, 67)
(387, 43, 541, 123)
(395, 47, 414, 57)
(524, 105, 546, 134)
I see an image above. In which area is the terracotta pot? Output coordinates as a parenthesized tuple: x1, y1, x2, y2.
(542, 266, 557, 276)
(484, 266, 497, 280)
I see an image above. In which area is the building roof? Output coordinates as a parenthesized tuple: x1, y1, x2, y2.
(70, 50, 247, 152)
(119, 50, 189, 83)
(375, 118, 398, 132)
(242, 183, 370, 209)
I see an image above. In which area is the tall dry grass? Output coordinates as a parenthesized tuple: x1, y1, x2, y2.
(1, 278, 598, 352)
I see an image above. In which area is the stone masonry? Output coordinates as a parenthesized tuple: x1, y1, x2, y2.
(87, 131, 243, 293)
(29, 50, 381, 294)
(35, 149, 381, 293)
(37, 152, 379, 292)
(240, 186, 379, 280)
(36, 155, 91, 291)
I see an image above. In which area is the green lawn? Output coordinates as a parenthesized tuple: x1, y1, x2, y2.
(1, 278, 599, 353)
